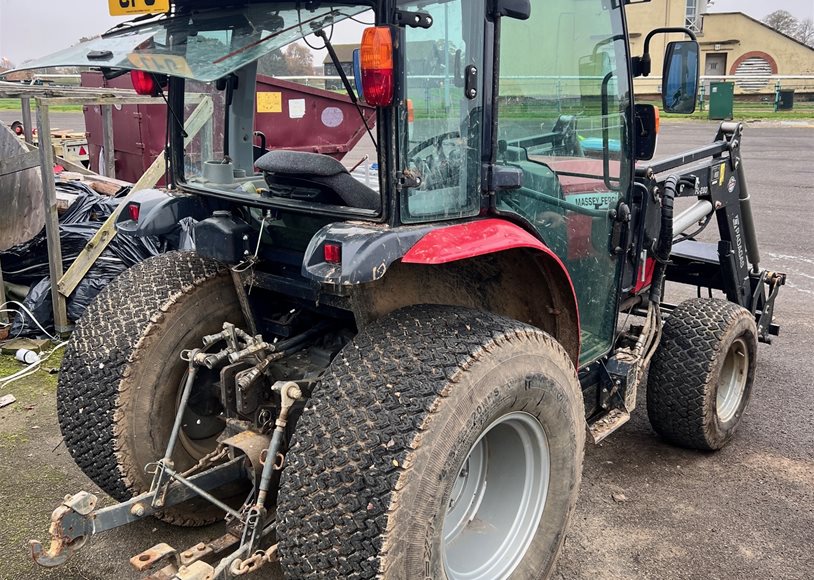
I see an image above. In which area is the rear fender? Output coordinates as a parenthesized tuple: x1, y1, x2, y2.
(116, 190, 207, 237)
(303, 219, 580, 364)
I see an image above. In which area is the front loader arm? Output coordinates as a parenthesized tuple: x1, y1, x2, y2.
(635, 121, 786, 342)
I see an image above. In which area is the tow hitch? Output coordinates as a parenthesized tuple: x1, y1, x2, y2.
(30, 322, 308, 578)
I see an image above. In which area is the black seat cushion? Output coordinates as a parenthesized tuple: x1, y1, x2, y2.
(256, 151, 380, 211)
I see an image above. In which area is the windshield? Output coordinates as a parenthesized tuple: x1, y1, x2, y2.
(10, 3, 366, 82)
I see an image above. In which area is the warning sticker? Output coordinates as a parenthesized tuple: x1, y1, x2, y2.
(728, 176, 737, 193)
(289, 99, 306, 119)
(257, 92, 282, 113)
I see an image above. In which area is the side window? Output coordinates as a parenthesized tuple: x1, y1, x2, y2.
(399, 0, 485, 223)
(496, 0, 632, 363)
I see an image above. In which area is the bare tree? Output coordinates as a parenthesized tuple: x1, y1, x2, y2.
(764, 10, 800, 36)
(764, 10, 814, 46)
(797, 18, 814, 47)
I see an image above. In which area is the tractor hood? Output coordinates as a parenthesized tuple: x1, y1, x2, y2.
(6, 2, 366, 83)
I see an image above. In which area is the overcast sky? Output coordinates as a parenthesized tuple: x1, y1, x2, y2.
(1, 0, 813, 67)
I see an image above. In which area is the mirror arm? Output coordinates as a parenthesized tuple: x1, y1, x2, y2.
(635, 27, 698, 78)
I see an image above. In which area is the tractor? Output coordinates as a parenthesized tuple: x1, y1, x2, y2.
(23, 0, 784, 578)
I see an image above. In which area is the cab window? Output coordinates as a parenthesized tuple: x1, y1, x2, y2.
(398, 0, 485, 223)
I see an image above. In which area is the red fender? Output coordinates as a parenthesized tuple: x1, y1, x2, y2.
(402, 218, 581, 360)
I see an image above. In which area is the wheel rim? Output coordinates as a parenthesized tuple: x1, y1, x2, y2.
(442, 412, 550, 580)
(177, 364, 226, 459)
(716, 337, 749, 423)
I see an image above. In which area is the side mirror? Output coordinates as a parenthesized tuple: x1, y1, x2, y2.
(352, 48, 364, 101)
(633, 104, 659, 160)
(663, 41, 699, 114)
(492, 0, 531, 20)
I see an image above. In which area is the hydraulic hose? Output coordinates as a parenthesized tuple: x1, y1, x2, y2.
(649, 175, 679, 305)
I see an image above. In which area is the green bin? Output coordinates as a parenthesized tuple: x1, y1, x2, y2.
(709, 82, 734, 120)
(777, 89, 795, 111)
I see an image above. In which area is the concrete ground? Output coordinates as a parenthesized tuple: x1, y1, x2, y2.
(0, 118, 811, 579)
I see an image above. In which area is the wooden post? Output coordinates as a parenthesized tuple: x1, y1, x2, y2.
(35, 100, 70, 335)
(201, 115, 214, 164)
(21, 97, 33, 143)
(0, 257, 7, 325)
(101, 104, 116, 179)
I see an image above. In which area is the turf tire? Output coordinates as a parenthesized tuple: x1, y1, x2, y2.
(277, 305, 584, 579)
(647, 298, 757, 450)
(57, 251, 242, 526)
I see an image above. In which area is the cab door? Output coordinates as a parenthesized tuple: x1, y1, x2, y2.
(493, 0, 633, 365)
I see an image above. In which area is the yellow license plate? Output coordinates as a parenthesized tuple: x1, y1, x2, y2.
(128, 52, 193, 76)
(109, 0, 170, 16)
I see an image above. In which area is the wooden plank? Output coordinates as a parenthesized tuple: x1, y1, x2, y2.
(56, 96, 213, 298)
(0, 256, 6, 325)
(21, 98, 33, 143)
(101, 105, 116, 179)
(0, 149, 40, 177)
(56, 190, 79, 213)
(35, 100, 70, 334)
(89, 180, 123, 196)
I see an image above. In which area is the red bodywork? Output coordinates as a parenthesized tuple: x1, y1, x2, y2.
(402, 218, 580, 353)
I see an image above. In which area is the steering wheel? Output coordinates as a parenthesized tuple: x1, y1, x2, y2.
(408, 131, 460, 158)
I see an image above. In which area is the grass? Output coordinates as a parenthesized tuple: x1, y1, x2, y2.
(648, 100, 814, 122)
(0, 98, 83, 113)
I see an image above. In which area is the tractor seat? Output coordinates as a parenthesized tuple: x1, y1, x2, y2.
(255, 150, 381, 212)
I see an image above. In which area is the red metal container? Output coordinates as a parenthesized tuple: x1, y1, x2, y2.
(81, 72, 376, 184)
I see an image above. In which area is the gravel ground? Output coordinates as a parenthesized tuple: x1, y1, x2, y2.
(0, 120, 811, 579)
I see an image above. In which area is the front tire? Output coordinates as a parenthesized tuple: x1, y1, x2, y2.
(277, 305, 584, 579)
(647, 298, 758, 450)
(57, 251, 243, 526)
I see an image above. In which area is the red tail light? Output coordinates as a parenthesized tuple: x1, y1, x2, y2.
(324, 243, 342, 264)
(131, 70, 158, 96)
(128, 203, 140, 222)
(360, 27, 394, 106)
(78, 146, 87, 155)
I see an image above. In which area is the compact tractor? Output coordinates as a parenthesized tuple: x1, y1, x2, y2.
(23, 0, 784, 578)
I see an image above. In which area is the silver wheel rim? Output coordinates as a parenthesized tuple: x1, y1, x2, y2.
(442, 412, 550, 580)
(716, 337, 749, 423)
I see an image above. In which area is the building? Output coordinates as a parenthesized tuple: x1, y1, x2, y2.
(626, 1, 814, 95)
(323, 45, 358, 91)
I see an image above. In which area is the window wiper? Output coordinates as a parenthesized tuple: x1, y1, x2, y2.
(315, 28, 378, 151)
(102, 12, 171, 38)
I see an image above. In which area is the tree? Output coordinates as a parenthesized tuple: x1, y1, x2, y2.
(763, 10, 814, 47)
(284, 44, 314, 77)
(797, 18, 814, 46)
(257, 48, 291, 77)
(764, 10, 799, 36)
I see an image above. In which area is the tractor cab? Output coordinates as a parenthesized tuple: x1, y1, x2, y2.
(16, 0, 697, 366)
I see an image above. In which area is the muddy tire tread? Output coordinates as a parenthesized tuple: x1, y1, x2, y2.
(647, 298, 755, 450)
(277, 304, 581, 579)
(57, 251, 227, 526)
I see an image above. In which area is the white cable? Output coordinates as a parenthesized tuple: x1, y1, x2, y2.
(0, 301, 59, 341)
(0, 341, 68, 389)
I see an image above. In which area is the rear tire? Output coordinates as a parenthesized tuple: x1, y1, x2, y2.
(57, 251, 243, 526)
(647, 298, 757, 450)
(277, 305, 584, 579)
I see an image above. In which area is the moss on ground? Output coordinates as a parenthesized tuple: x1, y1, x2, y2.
(0, 351, 70, 579)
